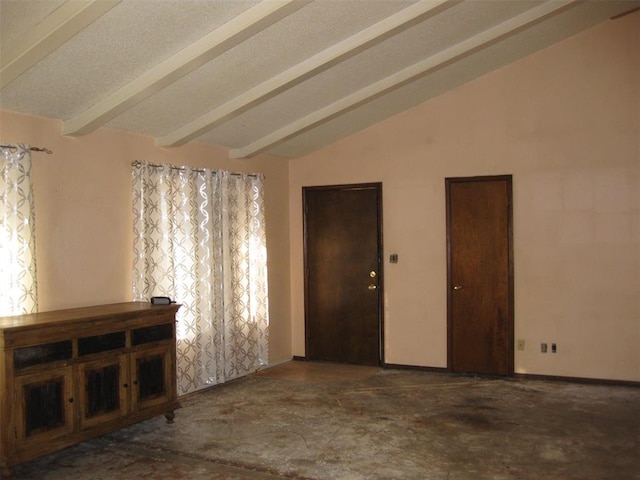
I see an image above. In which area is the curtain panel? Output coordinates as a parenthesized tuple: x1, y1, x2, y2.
(132, 161, 269, 395)
(0, 144, 38, 316)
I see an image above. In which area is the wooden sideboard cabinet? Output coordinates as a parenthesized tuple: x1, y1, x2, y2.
(0, 302, 181, 478)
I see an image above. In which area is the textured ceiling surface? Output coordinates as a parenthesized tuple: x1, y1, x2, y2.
(1, 0, 638, 159)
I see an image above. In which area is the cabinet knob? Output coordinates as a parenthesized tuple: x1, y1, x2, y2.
(68, 398, 74, 403)
(133, 380, 138, 386)
(123, 383, 128, 388)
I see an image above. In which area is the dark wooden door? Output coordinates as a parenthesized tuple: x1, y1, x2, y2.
(303, 184, 382, 366)
(446, 176, 513, 375)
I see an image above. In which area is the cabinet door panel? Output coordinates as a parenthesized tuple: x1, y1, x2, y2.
(79, 356, 128, 429)
(14, 367, 74, 448)
(131, 344, 174, 411)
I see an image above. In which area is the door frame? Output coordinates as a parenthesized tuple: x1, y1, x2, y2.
(302, 182, 385, 365)
(445, 175, 514, 375)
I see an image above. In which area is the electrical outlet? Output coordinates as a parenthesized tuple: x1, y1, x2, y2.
(517, 339, 525, 351)
(541, 343, 548, 353)
(551, 343, 557, 353)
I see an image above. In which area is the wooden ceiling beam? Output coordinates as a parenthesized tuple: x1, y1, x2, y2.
(62, 0, 310, 136)
(229, 0, 577, 159)
(1, 0, 120, 89)
(155, 0, 460, 148)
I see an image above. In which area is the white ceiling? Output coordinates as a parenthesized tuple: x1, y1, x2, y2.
(1, 0, 638, 159)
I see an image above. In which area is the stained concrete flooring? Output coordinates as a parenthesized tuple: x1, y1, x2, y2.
(11, 361, 640, 480)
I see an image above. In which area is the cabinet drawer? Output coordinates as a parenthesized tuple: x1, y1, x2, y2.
(13, 341, 73, 370)
(78, 332, 126, 356)
(132, 323, 174, 345)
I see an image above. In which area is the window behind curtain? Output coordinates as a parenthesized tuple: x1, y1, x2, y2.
(0, 144, 38, 316)
(131, 160, 269, 395)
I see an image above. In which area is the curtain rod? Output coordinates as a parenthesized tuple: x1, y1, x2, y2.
(0, 144, 53, 154)
(132, 160, 259, 178)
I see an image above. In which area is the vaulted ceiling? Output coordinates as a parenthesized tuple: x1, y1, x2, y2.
(1, 0, 638, 159)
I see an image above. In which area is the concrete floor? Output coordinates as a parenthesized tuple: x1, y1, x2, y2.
(11, 361, 640, 480)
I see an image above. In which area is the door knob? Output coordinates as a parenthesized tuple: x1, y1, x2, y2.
(368, 284, 377, 290)
(453, 285, 464, 290)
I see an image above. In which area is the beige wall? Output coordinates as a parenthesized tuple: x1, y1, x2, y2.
(0, 112, 292, 365)
(289, 13, 639, 381)
(1, 12, 637, 382)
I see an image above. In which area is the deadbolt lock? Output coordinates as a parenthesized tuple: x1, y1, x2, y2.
(369, 271, 377, 278)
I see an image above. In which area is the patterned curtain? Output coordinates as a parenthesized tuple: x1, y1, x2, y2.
(132, 161, 269, 395)
(0, 144, 38, 316)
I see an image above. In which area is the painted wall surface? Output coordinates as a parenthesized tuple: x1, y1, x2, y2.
(0, 112, 292, 365)
(289, 13, 639, 381)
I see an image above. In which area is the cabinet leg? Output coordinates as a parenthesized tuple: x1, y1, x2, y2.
(164, 411, 175, 424)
